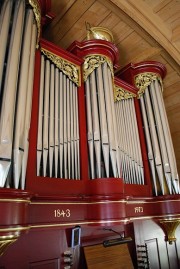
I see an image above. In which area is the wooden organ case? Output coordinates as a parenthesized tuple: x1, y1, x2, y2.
(0, 1, 180, 269)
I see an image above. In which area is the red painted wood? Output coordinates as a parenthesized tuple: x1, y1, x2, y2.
(114, 76, 137, 95)
(0, 189, 30, 226)
(38, 0, 55, 27)
(40, 39, 83, 66)
(116, 61, 167, 83)
(68, 40, 120, 70)
(78, 70, 89, 181)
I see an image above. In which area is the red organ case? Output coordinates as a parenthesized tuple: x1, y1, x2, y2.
(0, 1, 180, 269)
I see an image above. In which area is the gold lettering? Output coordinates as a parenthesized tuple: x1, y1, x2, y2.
(134, 207, 143, 213)
(54, 209, 71, 218)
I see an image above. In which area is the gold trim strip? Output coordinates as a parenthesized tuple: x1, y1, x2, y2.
(114, 85, 137, 101)
(83, 54, 114, 81)
(0, 226, 30, 233)
(30, 200, 126, 205)
(31, 198, 180, 205)
(28, 0, 41, 48)
(159, 218, 180, 221)
(41, 48, 81, 86)
(31, 219, 129, 229)
(127, 199, 180, 204)
(134, 72, 162, 98)
(129, 213, 180, 221)
(0, 198, 30, 203)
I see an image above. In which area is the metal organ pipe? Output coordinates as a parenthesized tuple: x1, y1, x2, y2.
(13, 8, 34, 189)
(0, 0, 13, 93)
(21, 23, 37, 189)
(154, 80, 179, 193)
(84, 59, 121, 179)
(36, 52, 81, 180)
(139, 97, 157, 195)
(114, 94, 145, 186)
(137, 75, 180, 195)
(0, 0, 37, 189)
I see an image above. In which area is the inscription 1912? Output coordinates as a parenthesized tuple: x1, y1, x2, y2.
(134, 207, 143, 213)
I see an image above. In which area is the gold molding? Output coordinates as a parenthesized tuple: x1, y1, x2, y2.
(159, 219, 180, 244)
(0, 226, 30, 233)
(31, 219, 129, 229)
(83, 54, 114, 81)
(0, 235, 18, 256)
(134, 72, 162, 97)
(0, 198, 30, 203)
(31, 198, 180, 205)
(41, 48, 81, 86)
(29, 214, 180, 230)
(30, 200, 126, 205)
(114, 85, 137, 101)
(28, 0, 41, 48)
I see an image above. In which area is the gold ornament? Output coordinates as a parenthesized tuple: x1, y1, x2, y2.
(114, 85, 136, 101)
(83, 54, 113, 81)
(41, 48, 81, 86)
(134, 72, 162, 97)
(28, 0, 41, 48)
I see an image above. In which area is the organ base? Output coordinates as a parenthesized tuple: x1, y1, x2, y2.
(0, 188, 180, 268)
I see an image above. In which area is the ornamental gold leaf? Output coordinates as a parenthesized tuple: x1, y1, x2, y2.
(134, 72, 162, 97)
(28, 0, 41, 48)
(41, 48, 81, 86)
(83, 55, 114, 81)
(114, 85, 136, 101)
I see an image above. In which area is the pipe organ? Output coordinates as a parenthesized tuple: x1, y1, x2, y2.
(0, 1, 180, 268)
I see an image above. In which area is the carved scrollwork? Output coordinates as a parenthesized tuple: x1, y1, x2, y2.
(28, 0, 41, 48)
(41, 48, 81, 86)
(114, 85, 137, 101)
(0, 235, 18, 256)
(159, 219, 180, 244)
(83, 55, 114, 81)
(134, 72, 162, 98)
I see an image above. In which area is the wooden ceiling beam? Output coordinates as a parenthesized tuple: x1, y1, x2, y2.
(108, 0, 180, 65)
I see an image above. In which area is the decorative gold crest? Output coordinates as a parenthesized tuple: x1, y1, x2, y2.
(28, 0, 41, 48)
(159, 219, 180, 244)
(83, 55, 113, 81)
(0, 235, 18, 256)
(114, 85, 137, 101)
(41, 48, 81, 86)
(86, 22, 114, 43)
(134, 72, 162, 97)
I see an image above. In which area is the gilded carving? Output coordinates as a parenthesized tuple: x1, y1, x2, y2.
(41, 48, 81, 86)
(83, 55, 114, 81)
(0, 236, 18, 256)
(159, 219, 180, 244)
(28, 0, 41, 48)
(134, 72, 162, 97)
(86, 23, 114, 42)
(114, 85, 136, 101)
